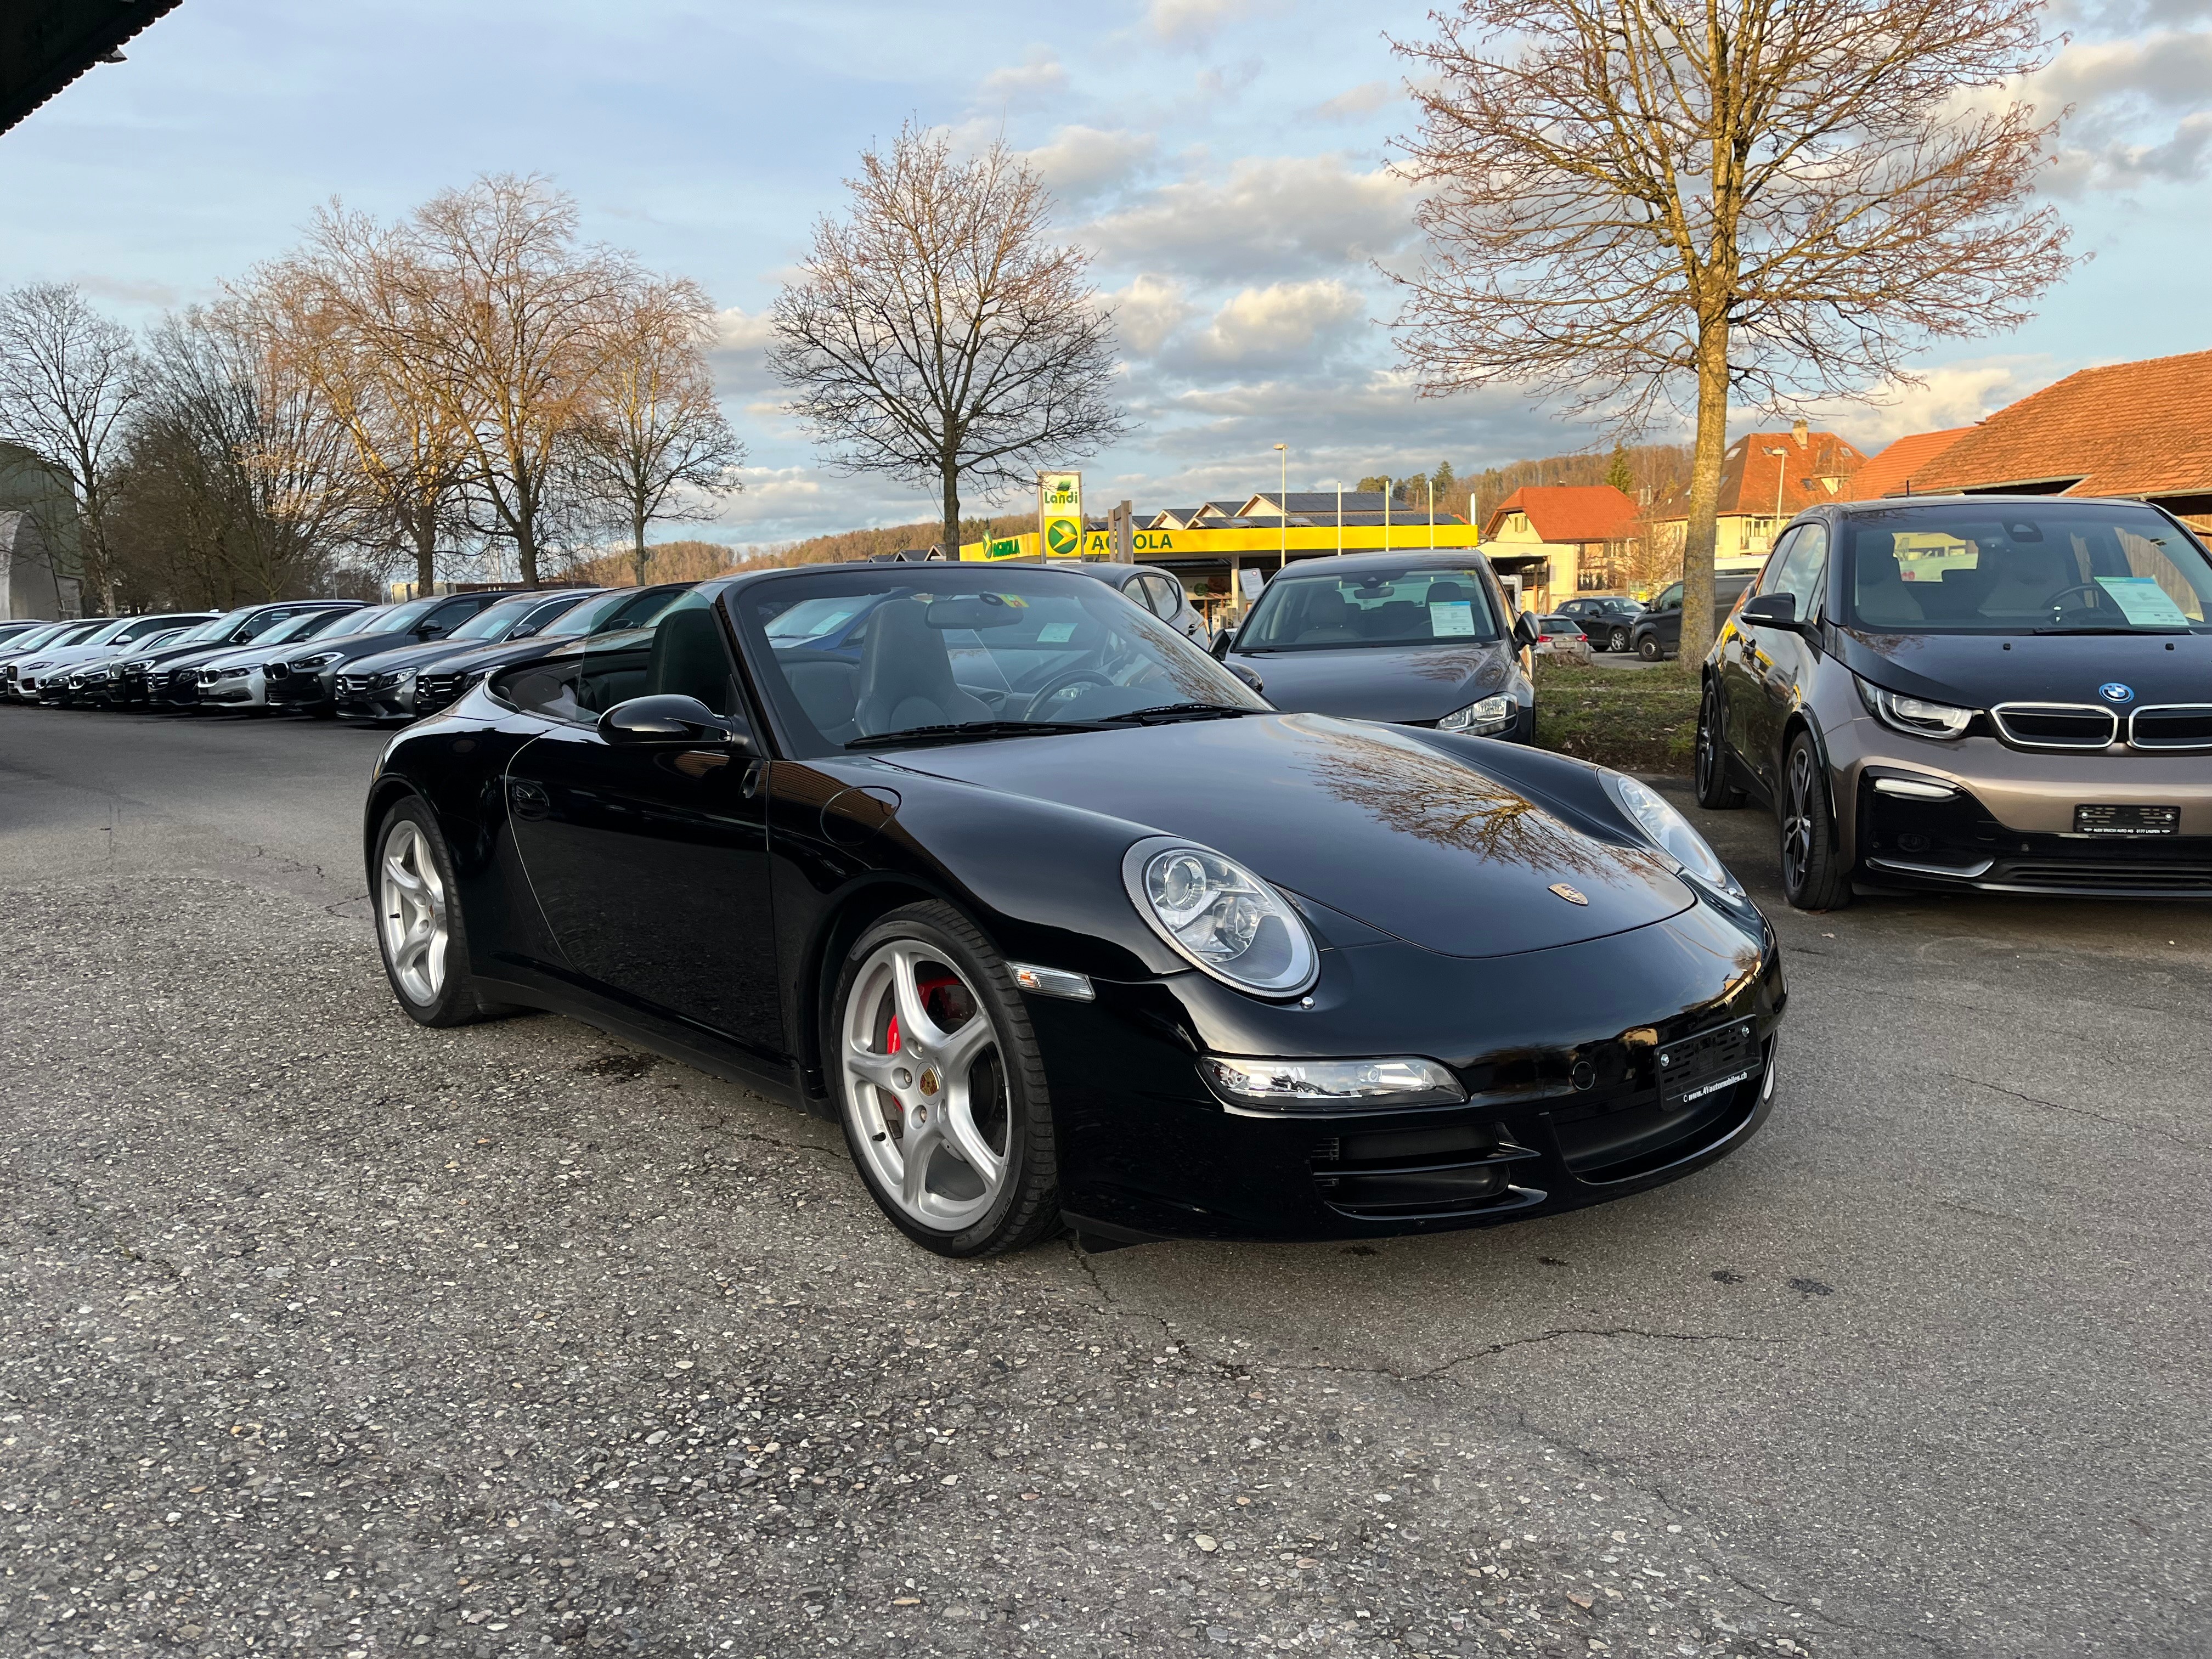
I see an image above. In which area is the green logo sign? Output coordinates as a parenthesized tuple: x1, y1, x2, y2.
(1043, 518, 1081, 556)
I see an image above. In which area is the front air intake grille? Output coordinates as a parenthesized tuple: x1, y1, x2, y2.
(1988, 860, 2212, 895)
(415, 672, 465, 710)
(1991, 703, 2118, 751)
(1309, 1125, 1543, 1218)
(337, 674, 371, 697)
(2129, 704, 2212, 751)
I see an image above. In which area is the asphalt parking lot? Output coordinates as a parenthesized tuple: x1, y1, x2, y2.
(2, 706, 2207, 1658)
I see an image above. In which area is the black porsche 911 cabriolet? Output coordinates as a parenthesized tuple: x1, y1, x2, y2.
(366, 563, 1785, 1256)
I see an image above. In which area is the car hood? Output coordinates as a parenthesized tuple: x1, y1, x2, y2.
(1226, 641, 1514, 723)
(346, 638, 494, 676)
(1835, 626, 2212, 711)
(880, 713, 1692, 958)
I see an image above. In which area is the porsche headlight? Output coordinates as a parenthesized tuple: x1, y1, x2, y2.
(1438, 693, 1516, 735)
(1606, 774, 1740, 897)
(1857, 676, 1974, 740)
(1123, 839, 1318, 996)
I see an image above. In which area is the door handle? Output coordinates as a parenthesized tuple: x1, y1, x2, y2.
(508, 778, 551, 820)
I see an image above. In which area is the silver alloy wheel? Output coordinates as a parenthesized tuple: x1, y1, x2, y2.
(839, 939, 1009, 1232)
(379, 820, 449, 1006)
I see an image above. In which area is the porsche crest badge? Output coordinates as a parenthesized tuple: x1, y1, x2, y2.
(1549, 882, 1589, 905)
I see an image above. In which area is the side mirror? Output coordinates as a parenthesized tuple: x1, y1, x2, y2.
(599, 694, 753, 750)
(1511, 611, 1543, 651)
(1225, 663, 1263, 695)
(417, 623, 449, 641)
(1739, 592, 1801, 631)
(1209, 630, 1234, 659)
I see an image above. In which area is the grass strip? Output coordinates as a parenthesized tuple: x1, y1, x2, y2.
(1532, 660, 1700, 775)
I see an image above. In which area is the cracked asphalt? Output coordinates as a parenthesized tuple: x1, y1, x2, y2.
(2, 705, 2208, 1658)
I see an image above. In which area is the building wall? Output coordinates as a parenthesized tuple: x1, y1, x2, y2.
(0, 443, 81, 618)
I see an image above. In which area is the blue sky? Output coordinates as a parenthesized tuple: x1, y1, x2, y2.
(3, 0, 2207, 545)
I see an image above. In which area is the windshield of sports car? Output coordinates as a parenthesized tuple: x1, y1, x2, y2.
(1842, 503, 2212, 633)
(1234, 564, 1503, 651)
(737, 568, 1268, 754)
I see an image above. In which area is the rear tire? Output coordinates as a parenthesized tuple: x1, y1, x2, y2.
(1610, 626, 1633, 653)
(1779, 730, 1852, 911)
(1694, 679, 1747, 809)
(828, 901, 1061, 1257)
(373, 797, 516, 1026)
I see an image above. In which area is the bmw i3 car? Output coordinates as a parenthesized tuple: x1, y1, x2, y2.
(1698, 495, 2212, 907)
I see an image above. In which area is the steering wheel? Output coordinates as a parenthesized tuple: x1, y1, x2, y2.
(2043, 582, 2108, 618)
(1022, 669, 1114, 721)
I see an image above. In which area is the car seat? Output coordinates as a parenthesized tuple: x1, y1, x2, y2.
(1294, 588, 1362, 645)
(1978, 542, 2070, 617)
(854, 599, 993, 735)
(1854, 548, 1925, 624)
(648, 603, 736, 713)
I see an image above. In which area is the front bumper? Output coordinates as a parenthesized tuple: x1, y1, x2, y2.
(1833, 724, 2212, 899)
(1035, 895, 1785, 1244)
(336, 672, 416, 720)
(198, 669, 267, 707)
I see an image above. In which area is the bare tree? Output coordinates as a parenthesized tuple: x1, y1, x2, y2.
(574, 277, 744, 585)
(250, 212, 478, 593)
(0, 283, 142, 612)
(768, 123, 1132, 558)
(1389, 0, 2072, 660)
(391, 177, 638, 586)
(115, 303, 361, 605)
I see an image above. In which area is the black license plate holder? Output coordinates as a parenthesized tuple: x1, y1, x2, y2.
(2074, 804, 2179, 837)
(1656, 1018, 1761, 1111)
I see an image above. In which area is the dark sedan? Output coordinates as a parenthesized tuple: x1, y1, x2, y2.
(267, 589, 521, 716)
(1215, 552, 1539, 738)
(1554, 595, 1646, 654)
(335, 588, 599, 721)
(407, 582, 699, 718)
(365, 562, 1782, 1256)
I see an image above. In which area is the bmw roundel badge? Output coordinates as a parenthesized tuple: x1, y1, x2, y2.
(2099, 682, 2136, 703)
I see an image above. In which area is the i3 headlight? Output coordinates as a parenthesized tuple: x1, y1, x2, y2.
(1606, 773, 1741, 898)
(1122, 838, 1318, 996)
(1438, 693, 1516, 735)
(1857, 676, 1974, 740)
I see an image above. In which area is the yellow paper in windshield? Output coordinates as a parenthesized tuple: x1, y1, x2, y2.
(2097, 577, 2192, 627)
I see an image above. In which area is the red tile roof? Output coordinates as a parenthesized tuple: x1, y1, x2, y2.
(1483, 485, 1639, 543)
(1908, 349, 2212, 500)
(1716, 430, 1867, 517)
(1837, 427, 1972, 501)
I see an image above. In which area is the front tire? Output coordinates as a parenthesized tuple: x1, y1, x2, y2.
(1636, 633, 1664, 661)
(1694, 679, 1747, 809)
(373, 797, 514, 1026)
(1779, 730, 1852, 910)
(828, 902, 1060, 1257)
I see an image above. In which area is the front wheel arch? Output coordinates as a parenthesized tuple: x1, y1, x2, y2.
(1776, 712, 1844, 859)
(799, 877, 953, 1108)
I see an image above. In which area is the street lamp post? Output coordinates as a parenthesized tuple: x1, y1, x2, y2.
(1273, 443, 1288, 572)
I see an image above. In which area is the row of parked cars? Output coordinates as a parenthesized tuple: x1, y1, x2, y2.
(0, 583, 709, 721)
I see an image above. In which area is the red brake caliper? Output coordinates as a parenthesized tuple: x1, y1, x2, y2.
(885, 974, 961, 1054)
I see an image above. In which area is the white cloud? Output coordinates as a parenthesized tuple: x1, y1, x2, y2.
(1020, 125, 1157, 202)
(2029, 25, 2212, 189)
(1771, 356, 2066, 452)
(1082, 153, 1417, 282)
(1104, 274, 1195, 357)
(976, 48, 1068, 109)
(1307, 80, 1396, 122)
(1146, 0, 1277, 47)
(1193, 279, 1366, 364)
(709, 306, 779, 398)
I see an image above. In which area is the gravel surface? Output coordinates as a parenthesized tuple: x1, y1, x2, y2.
(2, 707, 2208, 1658)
